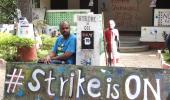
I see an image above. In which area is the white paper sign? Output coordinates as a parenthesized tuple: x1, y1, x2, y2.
(0, 24, 14, 33)
(140, 26, 170, 42)
(17, 23, 34, 40)
(76, 14, 103, 66)
(154, 9, 170, 26)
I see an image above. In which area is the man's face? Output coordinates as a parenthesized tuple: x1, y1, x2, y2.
(60, 23, 70, 37)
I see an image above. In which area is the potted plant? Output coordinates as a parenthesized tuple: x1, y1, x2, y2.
(0, 32, 37, 62)
(16, 37, 37, 62)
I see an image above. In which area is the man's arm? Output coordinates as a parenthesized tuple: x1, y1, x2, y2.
(52, 52, 73, 60)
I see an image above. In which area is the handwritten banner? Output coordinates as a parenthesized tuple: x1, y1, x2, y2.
(140, 26, 170, 42)
(76, 14, 103, 66)
(106, 0, 152, 31)
(4, 63, 170, 100)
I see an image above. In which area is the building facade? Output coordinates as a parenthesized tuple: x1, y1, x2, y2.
(18, 0, 170, 32)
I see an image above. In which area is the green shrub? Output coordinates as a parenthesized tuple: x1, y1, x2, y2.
(0, 32, 36, 61)
(41, 34, 56, 50)
(0, 32, 17, 61)
(0, 33, 57, 61)
(0, 32, 35, 47)
(36, 34, 56, 59)
(37, 49, 49, 59)
(162, 49, 170, 64)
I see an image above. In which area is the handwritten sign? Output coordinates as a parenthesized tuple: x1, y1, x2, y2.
(76, 14, 103, 66)
(81, 31, 94, 49)
(140, 26, 170, 42)
(154, 9, 170, 26)
(111, 0, 140, 31)
(4, 63, 170, 100)
(17, 23, 34, 40)
(106, 0, 152, 31)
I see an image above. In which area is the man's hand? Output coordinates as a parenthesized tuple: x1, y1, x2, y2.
(42, 55, 51, 64)
(38, 52, 57, 64)
(38, 55, 53, 64)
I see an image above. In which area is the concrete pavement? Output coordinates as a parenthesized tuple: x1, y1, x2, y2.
(100, 50, 162, 68)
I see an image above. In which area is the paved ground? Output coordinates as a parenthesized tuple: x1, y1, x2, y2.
(118, 50, 161, 68)
(100, 50, 162, 68)
(0, 50, 162, 99)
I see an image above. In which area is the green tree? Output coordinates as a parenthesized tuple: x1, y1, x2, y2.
(0, 0, 17, 24)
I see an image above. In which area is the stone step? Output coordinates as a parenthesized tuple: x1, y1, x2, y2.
(119, 45, 149, 52)
(120, 36, 140, 41)
(120, 41, 140, 46)
(119, 35, 149, 52)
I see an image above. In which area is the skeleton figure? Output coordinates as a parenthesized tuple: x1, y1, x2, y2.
(104, 20, 120, 66)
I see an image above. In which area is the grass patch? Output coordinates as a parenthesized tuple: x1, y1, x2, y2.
(162, 49, 170, 64)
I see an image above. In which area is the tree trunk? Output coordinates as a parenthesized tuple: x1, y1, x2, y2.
(17, 0, 32, 22)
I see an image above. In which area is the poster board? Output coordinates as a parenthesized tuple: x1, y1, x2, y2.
(0, 24, 14, 33)
(103, 0, 152, 31)
(76, 14, 103, 66)
(32, 8, 46, 21)
(140, 26, 170, 42)
(3, 63, 170, 100)
(17, 23, 34, 40)
(154, 9, 170, 26)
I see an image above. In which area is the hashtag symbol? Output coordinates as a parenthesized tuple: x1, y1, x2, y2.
(5, 68, 24, 93)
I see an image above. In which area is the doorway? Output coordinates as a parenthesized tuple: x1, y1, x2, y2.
(156, 0, 170, 8)
(51, 0, 68, 9)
